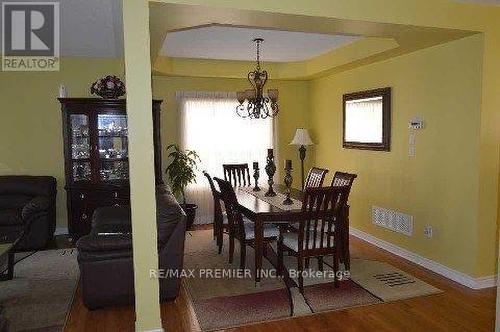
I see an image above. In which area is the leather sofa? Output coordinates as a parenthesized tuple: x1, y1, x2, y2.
(76, 187, 187, 310)
(0, 176, 57, 250)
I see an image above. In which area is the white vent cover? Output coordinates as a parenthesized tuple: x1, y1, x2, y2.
(372, 206, 413, 236)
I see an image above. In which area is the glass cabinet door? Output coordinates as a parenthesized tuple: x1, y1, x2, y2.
(97, 113, 129, 181)
(70, 114, 91, 182)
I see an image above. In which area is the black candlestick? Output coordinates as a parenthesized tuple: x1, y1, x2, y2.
(252, 162, 261, 191)
(283, 160, 293, 205)
(264, 149, 277, 197)
(299, 145, 306, 190)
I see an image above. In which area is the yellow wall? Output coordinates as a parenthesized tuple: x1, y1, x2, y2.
(0, 63, 308, 229)
(152, 76, 310, 183)
(309, 34, 490, 277)
(0, 58, 124, 229)
(154, 0, 500, 282)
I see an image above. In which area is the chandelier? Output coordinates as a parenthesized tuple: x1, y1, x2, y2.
(236, 38, 279, 119)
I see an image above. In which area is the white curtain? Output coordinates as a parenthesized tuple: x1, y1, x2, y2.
(177, 91, 275, 224)
(345, 96, 383, 143)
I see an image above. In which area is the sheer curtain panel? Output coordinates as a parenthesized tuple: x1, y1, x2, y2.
(177, 91, 275, 224)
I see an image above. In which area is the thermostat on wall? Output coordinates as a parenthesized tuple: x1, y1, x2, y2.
(409, 116, 424, 130)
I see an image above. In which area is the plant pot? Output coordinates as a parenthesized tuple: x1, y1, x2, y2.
(180, 203, 198, 230)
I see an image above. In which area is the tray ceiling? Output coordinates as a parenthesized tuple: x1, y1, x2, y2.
(161, 26, 361, 62)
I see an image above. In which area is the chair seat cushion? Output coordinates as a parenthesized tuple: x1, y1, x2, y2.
(243, 223, 279, 240)
(282, 231, 334, 252)
(0, 209, 22, 226)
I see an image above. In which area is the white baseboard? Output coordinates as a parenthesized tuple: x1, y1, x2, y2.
(350, 227, 497, 290)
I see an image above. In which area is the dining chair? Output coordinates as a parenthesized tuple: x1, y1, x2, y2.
(203, 171, 226, 254)
(330, 171, 357, 270)
(290, 167, 329, 233)
(214, 177, 279, 269)
(304, 167, 329, 189)
(223, 163, 251, 187)
(277, 185, 349, 293)
(331, 171, 357, 197)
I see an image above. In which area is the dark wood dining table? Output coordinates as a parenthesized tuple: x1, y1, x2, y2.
(235, 184, 351, 284)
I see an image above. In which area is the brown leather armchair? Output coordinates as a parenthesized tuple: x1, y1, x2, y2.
(0, 176, 57, 251)
(76, 188, 187, 309)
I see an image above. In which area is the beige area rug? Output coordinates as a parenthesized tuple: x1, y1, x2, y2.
(0, 249, 79, 332)
(183, 230, 442, 331)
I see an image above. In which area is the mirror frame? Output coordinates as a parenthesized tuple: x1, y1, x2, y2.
(342, 87, 391, 151)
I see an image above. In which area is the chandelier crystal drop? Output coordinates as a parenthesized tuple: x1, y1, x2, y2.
(236, 38, 279, 119)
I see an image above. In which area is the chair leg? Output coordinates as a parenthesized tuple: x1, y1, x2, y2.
(344, 229, 350, 271)
(240, 241, 246, 270)
(318, 256, 324, 272)
(277, 238, 283, 277)
(213, 216, 217, 240)
(297, 256, 304, 294)
(228, 231, 235, 264)
(333, 252, 339, 288)
(217, 225, 224, 254)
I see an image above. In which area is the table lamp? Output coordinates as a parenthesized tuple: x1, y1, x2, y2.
(290, 128, 314, 190)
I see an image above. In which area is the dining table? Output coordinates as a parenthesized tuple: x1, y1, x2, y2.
(235, 184, 350, 284)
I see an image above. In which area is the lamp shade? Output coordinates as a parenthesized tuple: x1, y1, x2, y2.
(290, 128, 314, 146)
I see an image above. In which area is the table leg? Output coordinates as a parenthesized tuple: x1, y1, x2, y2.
(254, 218, 263, 284)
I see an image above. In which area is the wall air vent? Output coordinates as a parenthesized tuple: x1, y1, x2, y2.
(372, 206, 413, 236)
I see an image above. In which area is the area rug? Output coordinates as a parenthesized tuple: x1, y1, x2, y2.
(183, 230, 442, 331)
(0, 248, 79, 332)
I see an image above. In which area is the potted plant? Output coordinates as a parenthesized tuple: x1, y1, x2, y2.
(165, 144, 200, 230)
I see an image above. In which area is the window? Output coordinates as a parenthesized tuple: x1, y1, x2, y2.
(178, 91, 275, 223)
(343, 87, 391, 151)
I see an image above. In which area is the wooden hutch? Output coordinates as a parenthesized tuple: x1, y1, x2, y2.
(58, 98, 163, 241)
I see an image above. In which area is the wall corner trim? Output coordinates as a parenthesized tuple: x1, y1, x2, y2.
(349, 227, 497, 290)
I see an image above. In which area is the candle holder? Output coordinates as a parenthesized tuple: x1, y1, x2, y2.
(264, 149, 277, 197)
(252, 162, 261, 191)
(283, 160, 293, 205)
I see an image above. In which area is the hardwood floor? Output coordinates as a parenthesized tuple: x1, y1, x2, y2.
(64, 233, 496, 332)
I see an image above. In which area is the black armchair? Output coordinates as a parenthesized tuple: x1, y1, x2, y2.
(0, 176, 57, 251)
(76, 187, 186, 309)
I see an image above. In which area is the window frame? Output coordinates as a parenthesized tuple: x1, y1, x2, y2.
(342, 87, 391, 151)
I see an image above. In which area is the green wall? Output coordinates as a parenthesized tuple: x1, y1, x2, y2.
(309, 34, 492, 277)
(0, 35, 494, 278)
(0, 58, 124, 229)
(0, 60, 309, 229)
(152, 76, 310, 183)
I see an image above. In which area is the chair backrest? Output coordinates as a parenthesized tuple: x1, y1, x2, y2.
(297, 186, 349, 253)
(203, 171, 223, 223)
(331, 171, 357, 200)
(203, 171, 219, 200)
(213, 177, 245, 237)
(304, 167, 329, 189)
(223, 163, 251, 187)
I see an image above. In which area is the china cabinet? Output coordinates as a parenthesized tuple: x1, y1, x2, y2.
(59, 98, 163, 240)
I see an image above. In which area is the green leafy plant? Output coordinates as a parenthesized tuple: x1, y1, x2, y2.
(165, 144, 200, 205)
